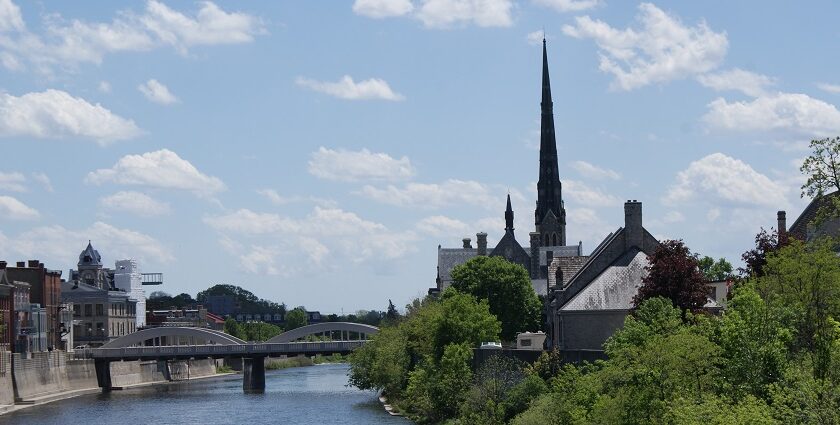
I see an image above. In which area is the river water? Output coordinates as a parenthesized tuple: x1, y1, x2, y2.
(0, 363, 408, 424)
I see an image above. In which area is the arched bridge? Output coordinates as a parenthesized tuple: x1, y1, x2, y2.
(83, 323, 379, 393)
(266, 322, 379, 343)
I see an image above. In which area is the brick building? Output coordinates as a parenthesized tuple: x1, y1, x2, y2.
(1, 260, 63, 350)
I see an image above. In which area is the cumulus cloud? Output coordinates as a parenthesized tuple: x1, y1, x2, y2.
(99, 191, 171, 217)
(703, 93, 840, 137)
(358, 179, 512, 209)
(0, 1, 265, 73)
(204, 206, 417, 273)
(352, 0, 513, 29)
(664, 152, 788, 209)
(817, 83, 840, 94)
(570, 160, 620, 180)
(296, 75, 404, 101)
(533, 0, 599, 13)
(0, 171, 26, 192)
(697, 68, 775, 97)
(0, 89, 141, 143)
(86, 149, 225, 195)
(7, 221, 173, 266)
(0, 195, 39, 220)
(353, 0, 414, 18)
(563, 3, 728, 90)
(416, 215, 470, 237)
(564, 180, 621, 207)
(31, 172, 53, 192)
(256, 189, 336, 208)
(308, 147, 415, 182)
(138, 79, 178, 104)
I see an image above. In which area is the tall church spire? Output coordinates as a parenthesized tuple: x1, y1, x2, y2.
(505, 194, 514, 233)
(535, 39, 566, 245)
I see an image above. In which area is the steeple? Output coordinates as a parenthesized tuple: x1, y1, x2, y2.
(505, 194, 514, 233)
(535, 39, 567, 244)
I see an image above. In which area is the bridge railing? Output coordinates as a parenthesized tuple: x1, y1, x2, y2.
(81, 341, 368, 360)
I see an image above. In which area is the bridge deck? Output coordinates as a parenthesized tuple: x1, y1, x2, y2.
(80, 341, 366, 361)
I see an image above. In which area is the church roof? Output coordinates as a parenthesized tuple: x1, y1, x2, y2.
(561, 249, 648, 311)
(788, 191, 839, 241)
(437, 248, 478, 284)
(549, 255, 590, 288)
(78, 241, 102, 267)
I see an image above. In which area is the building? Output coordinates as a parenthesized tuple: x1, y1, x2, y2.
(778, 192, 840, 244)
(435, 39, 585, 298)
(114, 259, 147, 328)
(0, 260, 63, 350)
(63, 242, 137, 347)
(0, 270, 13, 351)
(205, 294, 237, 317)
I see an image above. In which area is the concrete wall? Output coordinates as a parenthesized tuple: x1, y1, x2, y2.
(557, 310, 628, 351)
(11, 352, 98, 401)
(0, 352, 13, 405)
(110, 360, 168, 387)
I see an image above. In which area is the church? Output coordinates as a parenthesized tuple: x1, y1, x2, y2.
(433, 39, 662, 354)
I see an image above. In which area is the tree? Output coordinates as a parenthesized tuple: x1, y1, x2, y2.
(633, 240, 709, 314)
(284, 307, 308, 331)
(450, 256, 542, 341)
(386, 299, 400, 322)
(800, 136, 840, 227)
(741, 228, 786, 278)
(698, 256, 734, 281)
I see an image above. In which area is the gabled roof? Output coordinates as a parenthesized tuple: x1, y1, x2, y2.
(78, 241, 102, 267)
(788, 191, 839, 241)
(437, 248, 478, 283)
(560, 249, 647, 311)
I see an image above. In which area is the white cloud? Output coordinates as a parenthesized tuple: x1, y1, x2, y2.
(662, 210, 685, 223)
(0, 0, 24, 32)
(526, 30, 547, 45)
(308, 147, 415, 182)
(98, 81, 112, 93)
(416, 215, 470, 237)
(296, 75, 404, 101)
(533, 0, 599, 13)
(563, 3, 728, 90)
(0, 89, 141, 143)
(8, 221, 173, 266)
(570, 160, 620, 180)
(256, 189, 337, 208)
(204, 206, 417, 273)
(567, 207, 613, 246)
(99, 191, 171, 217)
(564, 180, 621, 207)
(0, 195, 38, 220)
(817, 82, 840, 94)
(664, 152, 788, 209)
(703, 93, 840, 137)
(353, 0, 414, 18)
(31, 172, 53, 192)
(138, 79, 178, 104)
(706, 208, 721, 222)
(415, 0, 513, 28)
(0, 171, 26, 192)
(0, 1, 264, 73)
(697, 68, 775, 97)
(86, 149, 226, 195)
(358, 179, 511, 209)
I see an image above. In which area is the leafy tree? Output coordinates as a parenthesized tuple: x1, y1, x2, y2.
(698, 256, 734, 281)
(633, 240, 709, 314)
(223, 317, 242, 339)
(284, 307, 308, 331)
(741, 228, 786, 278)
(386, 299, 400, 322)
(450, 256, 542, 341)
(666, 394, 778, 425)
(196, 284, 286, 315)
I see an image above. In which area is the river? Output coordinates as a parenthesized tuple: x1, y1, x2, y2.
(0, 363, 408, 424)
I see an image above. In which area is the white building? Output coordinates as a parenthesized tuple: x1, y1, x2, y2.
(114, 259, 146, 328)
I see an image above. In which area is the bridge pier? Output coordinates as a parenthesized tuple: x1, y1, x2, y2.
(94, 359, 112, 392)
(242, 357, 266, 393)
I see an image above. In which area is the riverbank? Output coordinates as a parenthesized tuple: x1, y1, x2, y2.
(264, 353, 347, 371)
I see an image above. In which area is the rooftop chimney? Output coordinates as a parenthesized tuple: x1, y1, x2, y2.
(0, 261, 6, 269)
(16, 261, 24, 268)
(28, 260, 40, 268)
(776, 211, 787, 239)
(476, 232, 488, 256)
(462, 238, 472, 249)
(624, 200, 643, 249)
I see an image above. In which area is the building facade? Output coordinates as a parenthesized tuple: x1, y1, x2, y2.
(1, 260, 63, 350)
(114, 259, 146, 328)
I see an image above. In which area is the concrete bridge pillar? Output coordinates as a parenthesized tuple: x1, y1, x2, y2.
(94, 360, 112, 392)
(242, 357, 266, 393)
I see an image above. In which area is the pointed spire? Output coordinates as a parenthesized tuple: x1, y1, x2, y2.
(505, 194, 514, 233)
(535, 39, 564, 230)
(541, 38, 553, 114)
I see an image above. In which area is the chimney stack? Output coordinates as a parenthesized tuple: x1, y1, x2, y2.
(28, 260, 40, 268)
(624, 200, 643, 249)
(529, 232, 541, 280)
(462, 238, 472, 249)
(16, 261, 24, 268)
(777, 210, 786, 235)
(476, 233, 488, 256)
(0, 261, 6, 270)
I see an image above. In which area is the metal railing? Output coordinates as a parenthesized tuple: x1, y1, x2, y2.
(75, 340, 366, 360)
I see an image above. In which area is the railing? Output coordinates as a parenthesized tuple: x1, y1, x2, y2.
(77, 340, 367, 360)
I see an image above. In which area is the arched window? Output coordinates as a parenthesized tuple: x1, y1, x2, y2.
(544, 233, 550, 246)
(552, 233, 558, 246)
(555, 267, 564, 286)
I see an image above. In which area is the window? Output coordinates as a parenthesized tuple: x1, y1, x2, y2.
(84, 304, 92, 317)
(96, 322, 104, 337)
(96, 304, 103, 316)
(73, 304, 81, 317)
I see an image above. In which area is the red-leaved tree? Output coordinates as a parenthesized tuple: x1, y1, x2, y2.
(633, 239, 709, 314)
(740, 227, 788, 278)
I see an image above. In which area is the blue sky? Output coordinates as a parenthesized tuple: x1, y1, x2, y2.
(1, 0, 838, 313)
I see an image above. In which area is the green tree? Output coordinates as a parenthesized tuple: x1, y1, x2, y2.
(698, 256, 734, 281)
(450, 256, 542, 341)
(223, 317, 242, 339)
(284, 307, 308, 331)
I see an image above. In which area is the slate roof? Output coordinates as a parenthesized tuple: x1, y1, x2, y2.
(549, 256, 590, 288)
(78, 241, 102, 267)
(437, 248, 478, 286)
(561, 249, 648, 311)
(788, 191, 839, 241)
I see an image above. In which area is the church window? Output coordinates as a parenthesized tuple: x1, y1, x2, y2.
(544, 234, 550, 246)
(552, 233, 558, 246)
(555, 268, 564, 286)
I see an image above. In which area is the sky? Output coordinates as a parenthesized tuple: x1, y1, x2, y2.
(1, 0, 838, 313)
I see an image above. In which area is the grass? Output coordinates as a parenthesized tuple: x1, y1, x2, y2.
(265, 356, 315, 370)
(216, 365, 234, 374)
(313, 353, 346, 364)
